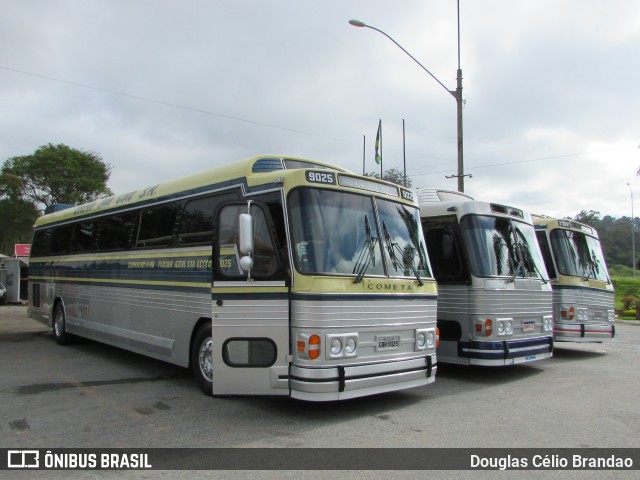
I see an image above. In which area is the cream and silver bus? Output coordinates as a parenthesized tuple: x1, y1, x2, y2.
(533, 215, 615, 342)
(28, 155, 438, 401)
(420, 189, 553, 365)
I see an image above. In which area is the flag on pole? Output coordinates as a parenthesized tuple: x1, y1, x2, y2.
(374, 119, 382, 165)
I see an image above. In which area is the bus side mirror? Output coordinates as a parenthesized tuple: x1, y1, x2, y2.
(239, 213, 254, 272)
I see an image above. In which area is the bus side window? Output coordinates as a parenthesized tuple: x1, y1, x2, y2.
(31, 229, 52, 257)
(97, 212, 138, 251)
(536, 230, 557, 279)
(179, 197, 215, 245)
(71, 222, 97, 253)
(136, 203, 180, 248)
(50, 225, 72, 255)
(217, 205, 277, 278)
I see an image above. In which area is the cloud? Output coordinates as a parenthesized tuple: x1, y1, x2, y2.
(1, 0, 638, 219)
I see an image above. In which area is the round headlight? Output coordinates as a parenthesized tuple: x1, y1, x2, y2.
(506, 321, 513, 335)
(345, 337, 357, 354)
(417, 332, 427, 349)
(330, 338, 343, 356)
(426, 331, 435, 348)
(498, 322, 505, 335)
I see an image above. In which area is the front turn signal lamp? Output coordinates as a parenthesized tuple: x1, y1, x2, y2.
(297, 333, 321, 360)
(475, 319, 493, 337)
(560, 306, 575, 320)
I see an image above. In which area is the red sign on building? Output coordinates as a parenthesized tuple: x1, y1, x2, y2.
(14, 244, 31, 257)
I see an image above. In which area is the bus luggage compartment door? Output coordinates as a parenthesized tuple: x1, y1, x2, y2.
(211, 282, 290, 395)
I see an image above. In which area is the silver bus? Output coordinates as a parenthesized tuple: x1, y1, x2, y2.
(533, 215, 615, 342)
(420, 189, 553, 365)
(28, 155, 438, 401)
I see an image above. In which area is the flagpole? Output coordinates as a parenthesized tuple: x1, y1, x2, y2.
(374, 119, 383, 178)
(379, 119, 383, 178)
(362, 135, 366, 175)
(402, 119, 406, 187)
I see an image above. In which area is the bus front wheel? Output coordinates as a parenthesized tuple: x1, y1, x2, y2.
(192, 323, 213, 396)
(53, 304, 74, 345)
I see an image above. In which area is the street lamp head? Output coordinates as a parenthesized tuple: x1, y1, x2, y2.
(349, 19, 366, 28)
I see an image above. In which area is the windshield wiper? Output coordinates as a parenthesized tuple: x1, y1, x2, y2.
(382, 222, 424, 286)
(513, 234, 548, 284)
(353, 215, 376, 284)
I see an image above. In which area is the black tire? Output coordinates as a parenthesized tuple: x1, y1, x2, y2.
(191, 322, 213, 396)
(52, 303, 75, 345)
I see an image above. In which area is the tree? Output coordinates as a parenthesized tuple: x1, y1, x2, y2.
(0, 197, 40, 255)
(2, 143, 113, 210)
(365, 167, 412, 187)
(0, 143, 113, 255)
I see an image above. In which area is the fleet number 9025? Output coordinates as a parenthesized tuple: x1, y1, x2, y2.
(306, 171, 336, 185)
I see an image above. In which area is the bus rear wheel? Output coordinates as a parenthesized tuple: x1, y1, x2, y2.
(192, 323, 213, 395)
(53, 304, 75, 345)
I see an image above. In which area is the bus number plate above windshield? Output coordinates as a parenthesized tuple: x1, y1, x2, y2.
(376, 335, 400, 352)
(306, 171, 336, 185)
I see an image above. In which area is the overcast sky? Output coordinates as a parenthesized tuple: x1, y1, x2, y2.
(2, 0, 639, 219)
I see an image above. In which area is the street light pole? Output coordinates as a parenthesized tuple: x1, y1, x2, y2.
(628, 183, 636, 277)
(350, 0, 467, 192)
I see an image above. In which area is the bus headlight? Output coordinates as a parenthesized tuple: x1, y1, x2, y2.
(330, 338, 343, 356)
(543, 315, 553, 332)
(505, 320, 513, 335)
(416, 328, 436, 350)
(607, 310, 615, 322)
(426, 330, 436, 348)
(577, 308, 588, 322)
(345, 337, 357, 355)
(497, 319, 513, 336)
(326, 333, 358, 359)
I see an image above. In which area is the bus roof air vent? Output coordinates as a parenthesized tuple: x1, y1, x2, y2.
(252, 158, 285, 173)
(419, 188, 474, 205)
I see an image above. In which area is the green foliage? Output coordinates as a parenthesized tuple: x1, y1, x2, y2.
(611, 277, 640, 311)
(2, 143, 113, 209)
(1, 143, 113, 255)
(0, 198, 40, 255)
(611, 277, 640, 297)
(622, 310, 637, 319)
(570, 211, 639, 270)
(622, 295, 637, 310)
(609, 264, 634, 277)
(365, 168, 412, 187)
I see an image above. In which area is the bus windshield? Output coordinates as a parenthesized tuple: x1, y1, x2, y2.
(289, 188, 430, 280)
(550, 229, 609, 281)
(461, 215, 547, 279)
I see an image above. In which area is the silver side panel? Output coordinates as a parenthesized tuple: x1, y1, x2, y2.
(29, 282, 209, 367)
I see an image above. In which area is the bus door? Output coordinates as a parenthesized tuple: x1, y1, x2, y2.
(211, 203, 290, 396)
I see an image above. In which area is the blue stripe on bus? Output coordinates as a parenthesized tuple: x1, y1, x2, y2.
(458, 337, 553, 360)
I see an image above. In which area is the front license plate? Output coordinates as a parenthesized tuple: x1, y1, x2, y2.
(523, 321, 535, 332)
(376, 335, 400, 352)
